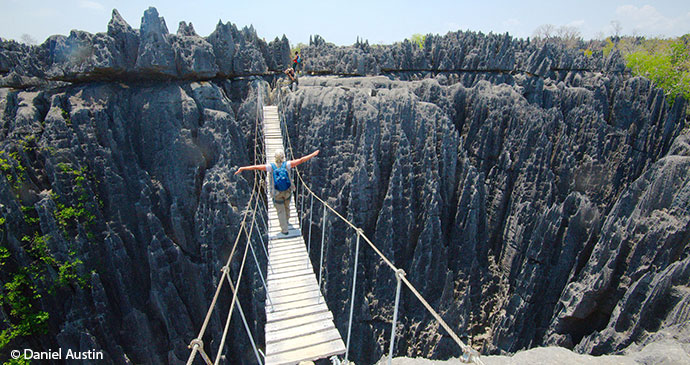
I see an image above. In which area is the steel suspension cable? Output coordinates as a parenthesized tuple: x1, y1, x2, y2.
(275, 87, 483, 364)
(187, 80, 267, 365)
(213, 190, 261, 364)
(186, 176, 259, 365)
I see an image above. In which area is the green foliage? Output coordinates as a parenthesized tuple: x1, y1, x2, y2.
(4, 357, 31, 365)
(22, 233, 56, 267)
(410, 33, 426, 50)
(57, 258, 87, 288)
(54, 202, 95, 233)
(0, 151, 26, 189)
(0, 247, 9, 266)
(623, 35, 690, 105)
(52, 163, 97, 239)
(602, 38, 615, 57)
(0, 162, 98, 351)
(20, 205, 40, 225)
(60, 108, 71, 125)
(19, 135, 38, 153)
(0, 157, 11, 172)
(0, 143, 99, 353)
(0, 269, 49, 349)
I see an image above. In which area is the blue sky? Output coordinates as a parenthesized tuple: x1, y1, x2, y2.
(1, 0, 688, 45)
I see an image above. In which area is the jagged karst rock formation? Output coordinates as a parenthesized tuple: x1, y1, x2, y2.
(1, 7, 689, 365)
(281, 35, 688, 363)
(0, 7, 291, 84)
(0, 78, 272, 363)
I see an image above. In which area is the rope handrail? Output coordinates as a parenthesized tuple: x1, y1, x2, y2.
(213, 191, 259, 365)
(276, 86, 484, 364)
(186, 174, 259, 365)
(187, 81, 266, 365)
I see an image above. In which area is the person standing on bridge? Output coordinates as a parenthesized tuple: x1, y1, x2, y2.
(235, 149, 320, 235)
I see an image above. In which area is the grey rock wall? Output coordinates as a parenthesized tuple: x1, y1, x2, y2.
(301, 32, 618, 80)
(280, 72, 688, 363)
(0, 78, 270, 364)
(2, 6, 689, 365)
(0, 7, 291, 84)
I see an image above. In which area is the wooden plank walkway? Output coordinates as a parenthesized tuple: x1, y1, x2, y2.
(263, 106, 346, 365)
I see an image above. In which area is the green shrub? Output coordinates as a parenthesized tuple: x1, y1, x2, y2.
(608, 35, 690, 106)
(625, 44, 689, 103)
(410, 34, 426, 50)
(57, 258, 87, 288)
(0, 269, 49, 349)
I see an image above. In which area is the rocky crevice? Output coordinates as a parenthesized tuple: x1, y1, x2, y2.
(282, 72, 688, 362)
(1, 6, 689, 365)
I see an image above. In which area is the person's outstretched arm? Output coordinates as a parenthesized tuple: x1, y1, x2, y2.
(235, 164, 267, 175)
(289, 150, 319, 168)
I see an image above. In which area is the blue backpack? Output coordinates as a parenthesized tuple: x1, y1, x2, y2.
(271, 162, 291, 191)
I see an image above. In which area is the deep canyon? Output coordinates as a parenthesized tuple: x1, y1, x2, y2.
(0, 7, 689, 364)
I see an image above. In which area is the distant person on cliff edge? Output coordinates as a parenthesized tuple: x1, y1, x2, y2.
(292, 51, 302, 73)
(284, 67, 298, 89)
(235, 149, 320, 235)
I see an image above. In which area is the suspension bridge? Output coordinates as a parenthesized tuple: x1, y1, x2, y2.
(186, 85, 484, 365)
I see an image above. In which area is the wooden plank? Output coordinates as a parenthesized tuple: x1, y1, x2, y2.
(265, 339, 345, 365)
(267, 285, 320, 300)
(268, 238, 303, 247)
(269, 246, 305, 256)
(265, 328, 343, 357)
(269, 237, 303, 246)
(267, 273, 314, 286)
(268, 239, 303, 247)
(270, 253, 307, 265)
(269, 261, 311, 272)
(266, 320, 337, 345)
(268, 228, 301, 236)
(269, 241, 304, 250)
(265, 310, 333, 333)
(267, 223, 300, 230)
(268, 296, 327, 313)
(267, 268, 315, 281)
(266, 219, 299, 226)
(269, 249, 305, 258)
(269, 244, 303, 254)
(269, 231, 301, 239)
(270, 252, 308, 263)
(268, 261, 312, 273)
(266, 288, 321, 305)
(263, 106, 346, 365)
(269, 261, 314, 275)
(268, 260, 310, 272)
(268, 255, 310, 265)
(269, 248, 306, 258)
(266, 302, 329, 323)
(266, 275, 317, 290)
(268, 240, 303, 250)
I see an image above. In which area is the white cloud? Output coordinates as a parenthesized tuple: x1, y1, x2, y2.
(615, 4, 689, 37)
(79, 0, 104, 11)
